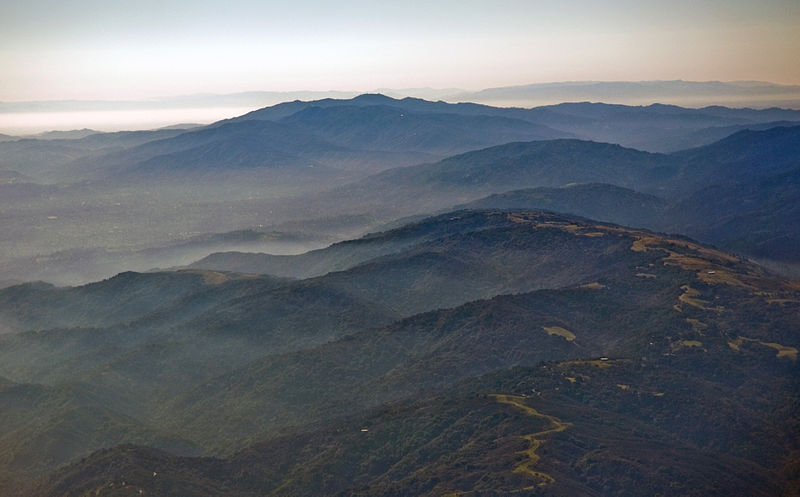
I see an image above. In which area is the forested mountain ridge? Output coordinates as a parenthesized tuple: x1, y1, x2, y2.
(11, 209, 796, 497)
(2, 93, 799, 496)
(0, 210, 797, 495)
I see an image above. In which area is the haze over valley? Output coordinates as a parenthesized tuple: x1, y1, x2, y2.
(1, 1, 799, 496)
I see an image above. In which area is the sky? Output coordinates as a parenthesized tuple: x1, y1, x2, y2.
(1, 0, 799, 102)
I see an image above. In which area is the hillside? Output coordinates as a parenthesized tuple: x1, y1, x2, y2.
(4, 96, 799, 288)
(282, 139, 681, 222)
(0, 210, 797, 495)
(0, 271, 232, 332)
(4, 96, 798, 186)
(1, 92, 800, 496)
(461, 183, 667, 228)
(232, 93, 800, 152)
(187, 127, 800, 281)
(280, 104, 570, 155)
(21, 209, 800, 497)
(57, 100, 573, 183)
(190, 195, 663, 280)
(673, 125, 800, 185)
(666, 166, 800, 263)
(62, 119, 348, 182)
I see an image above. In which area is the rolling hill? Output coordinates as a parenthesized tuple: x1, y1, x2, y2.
(461, 183, 667, 228)
(11, 209, 797, 497)
(280, 104, 570, 155)
(231, 93, 800, 152)
(185, 125, 800, 283)
(673, 124, 800, 185)
(4, 95, 799, 288)
(2, 93, 800, 497)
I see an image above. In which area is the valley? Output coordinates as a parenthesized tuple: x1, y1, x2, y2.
(0, 94, 798, 496)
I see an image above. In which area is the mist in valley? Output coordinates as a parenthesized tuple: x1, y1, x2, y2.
(1, 3, 800, 492)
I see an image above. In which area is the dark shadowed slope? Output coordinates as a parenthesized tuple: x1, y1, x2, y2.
(0, 128, 193, 182)
(280, 104, 571, 155)
(62, 120, 348, 181)
(190, 208, 539, 278)
(645, 120, 800, 152)
(0, 379, 199, 496)
(189, 125, 800, 275)
(461, 183, 667, 228)
(520, 101, 800, 151)
(5, 97, 800, 184)
(229, 93, 800, 152)
(672, 125, 800, 185)
(29, 210, 800, 497)
(666, 166, 800, 263)
(347, 138, 679, 198)
(0, 139, 102, 181)
(189, 197, 663, 281)
(290, 139, 680, 220)
(0, 271, 230, 332)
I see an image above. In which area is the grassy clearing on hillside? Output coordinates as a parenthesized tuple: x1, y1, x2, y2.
(490, 394, 571, 488)
(686, 318, 708, 333)
(728, 336, 798, 361)
(542, 326, 576, 341)
(671, 340, 704, 351)
(558, 359, 617, 369)
(678, 285, 706, 309)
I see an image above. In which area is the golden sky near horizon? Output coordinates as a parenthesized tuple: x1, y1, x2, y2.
(0, 0, 799, 101)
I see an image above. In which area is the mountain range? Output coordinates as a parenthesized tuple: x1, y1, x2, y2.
(2, 94, 795, 286)
(3, 80, 799, 131)
(190, 124, 800, 276)
(451, 80, 800, 108)
(0, 92, 799, 496)
(0, 210, 796, 496)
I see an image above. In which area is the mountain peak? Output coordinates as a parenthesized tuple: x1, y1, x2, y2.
(350, 93, 398, 104)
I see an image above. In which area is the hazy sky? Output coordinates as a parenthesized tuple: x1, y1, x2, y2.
(1, 0, 799, 101)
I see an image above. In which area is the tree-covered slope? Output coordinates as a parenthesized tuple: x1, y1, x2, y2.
(4, 210, 795, 496)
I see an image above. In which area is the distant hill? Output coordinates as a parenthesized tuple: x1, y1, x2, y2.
(64, 127, 194, 150)
(190, 210, 509, 278)
(644, 120, 800, 152)
(0, 224, 333, 287)
(63, 120, 346, 181)
(461, 183, 667, 228)
(192, 127, 800, 275)
(519, 101, 800, 152)
(672, 125, 800, 184)
(2, 94, 799, 287)
(231, 93, 800, 152)
(450, 80, 800, 108)
(59, 107, 571, 182)
(0, 271, 240, 332)
(0, 139, 100, 181)
(1, 89, 799, 497)
(31, 129, 100, 140)
(372, 138, 670, 192)
(0, 127, 193, 182)
(191, 187, 666, 279)
(667, 166, 800, 263)
(5, 94, 799, 184)
(301, 139, 677, 219)
(280, 104, 570, 155)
